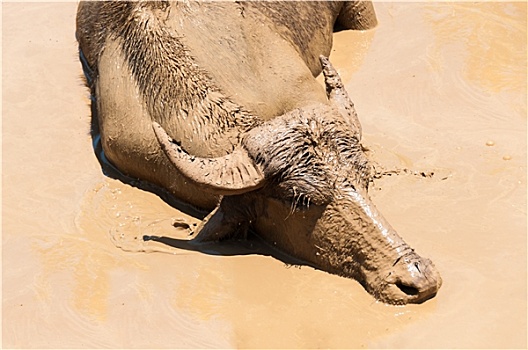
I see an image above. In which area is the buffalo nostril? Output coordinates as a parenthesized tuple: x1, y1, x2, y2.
(395, 282, 419, 296)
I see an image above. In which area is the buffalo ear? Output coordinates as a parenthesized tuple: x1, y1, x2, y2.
(319, 55, 362, 139)
(152, 122, 265, 195)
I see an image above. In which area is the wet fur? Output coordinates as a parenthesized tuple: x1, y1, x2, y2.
(244, 104, 372, 210)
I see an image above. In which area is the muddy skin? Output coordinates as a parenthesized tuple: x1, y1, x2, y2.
(76, 1, 441, 304)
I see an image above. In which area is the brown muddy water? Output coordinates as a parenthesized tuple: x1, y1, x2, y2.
(2, 2, 526, 348)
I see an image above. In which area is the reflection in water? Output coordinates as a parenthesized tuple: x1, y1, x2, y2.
(329, 28, 376, 83)
(32, 202, 150, 323)
(423, 2, 527, 93)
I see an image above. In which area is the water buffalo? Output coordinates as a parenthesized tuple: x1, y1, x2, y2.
(76, 1, 442, 304)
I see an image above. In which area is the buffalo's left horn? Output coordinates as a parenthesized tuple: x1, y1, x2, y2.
(152, 122, 265, 195)
(319, 55, 362, 139)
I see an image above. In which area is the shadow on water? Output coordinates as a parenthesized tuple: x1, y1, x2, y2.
(143, 232, 308, 267)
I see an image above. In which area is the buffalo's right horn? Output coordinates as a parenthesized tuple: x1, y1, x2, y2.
(320, 55, 362, 139)
(152, 122, 265, 195)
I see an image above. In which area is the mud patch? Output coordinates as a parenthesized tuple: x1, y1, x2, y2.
(78, 180, 199, 255)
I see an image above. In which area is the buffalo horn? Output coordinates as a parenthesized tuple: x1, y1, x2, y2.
(152, 122, 265, 195)
(319, 55, 362, 139)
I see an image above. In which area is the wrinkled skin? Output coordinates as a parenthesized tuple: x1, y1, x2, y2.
(77, 1, 441, 304)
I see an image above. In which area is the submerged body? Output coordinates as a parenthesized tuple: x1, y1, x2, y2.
(76, 1, 441, 304)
